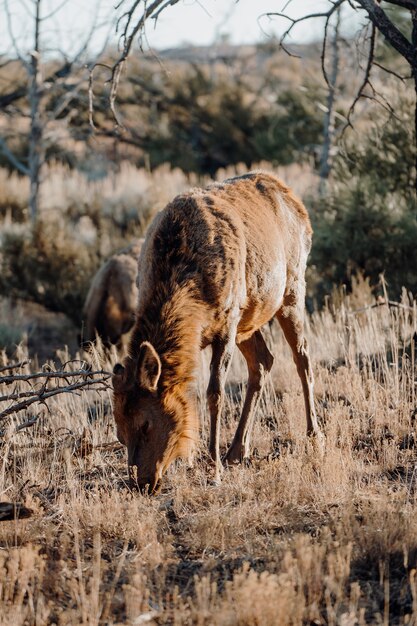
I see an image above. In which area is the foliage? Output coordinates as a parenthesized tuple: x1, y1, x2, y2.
(310, 93, 416, 301)
(136, 68, 323, 174)
(0, 222, 100, 326)
(0, 50, 324, 177)
(253, 88, 323, 165)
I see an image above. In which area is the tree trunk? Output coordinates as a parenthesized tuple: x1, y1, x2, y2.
(28, 1, 43, 223)
(412, 9, 417, 205)
(414, 71, 417, 207)
(319, 8, 341, 196)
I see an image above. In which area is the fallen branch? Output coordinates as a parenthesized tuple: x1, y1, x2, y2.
(0, 365, 112, 425)
(14, 416, 39, 433)
(0, 361, 30, 374)
(0, 378, 111, 421)
(0, 368, 110, 386)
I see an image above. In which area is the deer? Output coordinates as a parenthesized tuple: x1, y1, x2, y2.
(112, 171, 321, 493)
(82, 239, 143, 348)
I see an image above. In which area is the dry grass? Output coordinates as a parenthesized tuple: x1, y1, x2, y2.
(0, 162, 318, 327)
(0, 160, 320, 359)
(0, 160, 317, 227)
(0, 281, 416, 625)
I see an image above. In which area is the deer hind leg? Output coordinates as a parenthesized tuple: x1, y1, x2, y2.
(207, 335, 235, 483)
(225, 329, 274, 465)
(276, 293, 320, 437)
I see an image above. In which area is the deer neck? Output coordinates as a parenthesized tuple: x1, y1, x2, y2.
(129, 285, 204, 394)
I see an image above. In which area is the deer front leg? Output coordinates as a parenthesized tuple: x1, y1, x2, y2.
(207, 335, 235, 484)
(225, 329, 274, 464)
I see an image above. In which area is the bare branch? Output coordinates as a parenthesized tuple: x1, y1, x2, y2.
(40, 0, 70, 21)
(357, 0, 414, 64)
(88, 62, 113, 129)
(271, 0, 417, 198)
(0, 388, 46, 403)
(321, 11, 333, 88)
(0, 366, 112, 422)
(0, 368, 111, 386)
(151, 0, 186, 23)
(373, 60, 410, 80)
(116, 0, 141, 40)
(0, 380, 110, 420)
(382, 0, 417, 10)
(0, 361, 30, 373)
(263, 0, 345, 44)
(106, 0, 181, 124)
(0, 136, 29, 175)
(344, 23, 376, 129)
(260, 0, 345, 62)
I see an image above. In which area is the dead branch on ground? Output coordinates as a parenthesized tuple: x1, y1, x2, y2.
(0, 363, 112, 429)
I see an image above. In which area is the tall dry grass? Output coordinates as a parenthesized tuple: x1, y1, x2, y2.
(0, 279, 416, 625)
(0, 160, 317, 227)
(0, 159, 319, 336)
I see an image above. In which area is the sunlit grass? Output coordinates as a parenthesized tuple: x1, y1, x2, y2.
(1, 280, 416, 624)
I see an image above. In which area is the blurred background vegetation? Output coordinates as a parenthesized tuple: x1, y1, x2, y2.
(0, 29, 415, 356)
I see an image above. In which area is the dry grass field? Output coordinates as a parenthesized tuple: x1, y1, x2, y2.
(0, 19, 414, 622)
(1, 279, 416, 625)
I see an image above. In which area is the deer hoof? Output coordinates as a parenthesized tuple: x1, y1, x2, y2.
(224, 446, 246, 466)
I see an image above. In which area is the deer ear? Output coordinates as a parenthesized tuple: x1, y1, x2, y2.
(137, 342, 161, 392)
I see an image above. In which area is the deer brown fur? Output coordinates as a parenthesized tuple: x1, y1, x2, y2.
(112, 172, 321, 492)
(82, 240, 143, 347)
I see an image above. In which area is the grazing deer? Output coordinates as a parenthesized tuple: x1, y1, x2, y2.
(112, 172, 320, 492)
(82, 240, 143, 348)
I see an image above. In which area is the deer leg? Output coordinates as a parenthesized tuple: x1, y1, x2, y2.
(207, 335, 235, 483)
(225, 329, 274, 464)
(276, 297, 320, 437)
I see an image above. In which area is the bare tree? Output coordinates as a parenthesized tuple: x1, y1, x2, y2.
(0, 0, 111, 222)
(319, 6, 341, 194)
(28, 1, 42, 223)
(263, 1, 417, 196)
(105, 1, 417, 197)
(91, 0, 181, 125)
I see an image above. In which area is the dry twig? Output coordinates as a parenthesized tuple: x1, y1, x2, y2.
(89, 0, 181, 125)
(0, 361, 30, 373)
(0, 363, 112, 426)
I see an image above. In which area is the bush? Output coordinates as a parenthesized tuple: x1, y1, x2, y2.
(310, 93, 417, 301)
(0, 323, 24, 354)
(136, 68, 323, 174)
(253, 88, 323, 165)
(0, 221, 100, 325)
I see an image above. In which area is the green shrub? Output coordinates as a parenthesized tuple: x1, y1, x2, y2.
(136, 68, 323, 174)
(253, 88, 323, 165)
(0, 222, 100, 325)
(310, 93, 416, 301)
(0, 323, 24, 354)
